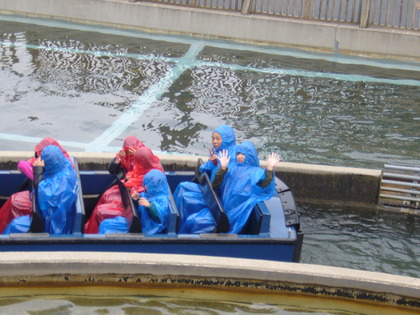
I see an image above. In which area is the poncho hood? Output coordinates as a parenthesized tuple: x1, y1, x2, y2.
(213, 125, 236, 153)
(41, 145, 73, 177)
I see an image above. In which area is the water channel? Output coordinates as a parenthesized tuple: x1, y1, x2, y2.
(0, 14, 419, 313)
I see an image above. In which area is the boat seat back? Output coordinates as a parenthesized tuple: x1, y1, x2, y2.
(167, 189, 179, 235)
(243, 202, 271, 235)
(195, 159, 230, 233)
(72, 157, 85, 235)
(0, 171, 29, 207)
(116, 180, 141, 233)
(30, 156, 86, 234)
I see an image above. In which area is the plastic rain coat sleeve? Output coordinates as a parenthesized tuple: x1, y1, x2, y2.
(2, 214, 31, 234)
(179, 207, 216, 234)
(0, 190, 32, 233)
(17, 160, 34, 181)
(98, 216, 129, 234)
(173, 181, 208, 225)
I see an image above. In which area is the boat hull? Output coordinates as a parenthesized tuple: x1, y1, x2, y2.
(0, 165, 303, 263)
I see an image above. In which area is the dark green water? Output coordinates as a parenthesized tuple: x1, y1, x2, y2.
(0, 15, 418, 312)
(0, 286, 417, 314)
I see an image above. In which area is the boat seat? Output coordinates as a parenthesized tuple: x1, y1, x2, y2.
(0, 171, 29, 206)
(30, 156, 86, 234)
(195, 158, 230, 233)
(167, 190, 179, 235)
(115, 179, 141, 233)
(243, 202, 271, 235)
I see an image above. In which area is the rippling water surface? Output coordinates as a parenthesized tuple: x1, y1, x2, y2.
(0, 14, 419, 308)
(0, 286, 417, 315)
(0, 16, 418, 169)
(299, 202, 420, 278)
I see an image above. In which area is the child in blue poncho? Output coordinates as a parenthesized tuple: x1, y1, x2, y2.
(132, 169, 170, 235)
(181, 141, 281, 234)
(174, 125, 237, 232)
(211, 141, 281, 234)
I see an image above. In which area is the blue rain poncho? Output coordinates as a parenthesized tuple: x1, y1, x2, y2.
(178, 207, 216, 234)
(174, 125, 237, 230)
(2, 215, 31, 234)
(37, 145, 78, 234)
(98, 216, 129, 234)
(220, 141, 275, 234)
(138, 169, 170, 235)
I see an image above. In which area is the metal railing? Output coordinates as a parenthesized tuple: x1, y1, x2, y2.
(139, 0, 420, 30)
(380, 164, 420, 209)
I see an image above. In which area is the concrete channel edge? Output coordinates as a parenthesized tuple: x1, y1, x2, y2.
(0, 252, 418, 309)
(0, 151, 383, 207)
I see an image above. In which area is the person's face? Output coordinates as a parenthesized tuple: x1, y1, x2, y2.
(236, 153, 246, 163)
(212, 132, 222, 150)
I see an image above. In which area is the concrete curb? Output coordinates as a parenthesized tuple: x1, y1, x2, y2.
(0, 252, 418, 309)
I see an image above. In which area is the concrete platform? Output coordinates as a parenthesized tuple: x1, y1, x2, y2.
(0, 251, 418, 310)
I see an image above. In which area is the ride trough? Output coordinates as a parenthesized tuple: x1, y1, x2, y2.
(0, 157, 303, 263)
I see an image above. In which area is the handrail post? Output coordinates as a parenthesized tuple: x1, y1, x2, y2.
(304, 0, 311, 19)
(241, 0, 252, 15)
(360, 0, 371, 28)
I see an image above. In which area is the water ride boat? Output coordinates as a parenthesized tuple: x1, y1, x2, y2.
(0, 157, 303, 263)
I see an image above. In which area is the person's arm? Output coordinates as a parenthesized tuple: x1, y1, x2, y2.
(108, 157, 123, 176)
(212, 167, 227, 190)
(257, 153, 281, 188)
(257, 169, 274, 188)
(32, 158, 45, 188)
(139, 197, 161, 223)
(145, 203, 161, 223)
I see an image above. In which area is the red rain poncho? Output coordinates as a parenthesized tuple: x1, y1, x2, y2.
(118, 136, 145, 173)
(84, 146, 163, 234)
(123, 147, 163, 194)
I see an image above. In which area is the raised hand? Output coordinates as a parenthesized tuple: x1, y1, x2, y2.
(33, 157, 45, 167)
(126, 146, 136, 155)
(267, 153, 281, 171)
(217, 149, 230, 170)
(131, 191, 139, 200)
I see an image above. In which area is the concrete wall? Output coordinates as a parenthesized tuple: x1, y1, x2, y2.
(0, 252, 419, 310)
(0, 0, 419, 60)
(0, 152, 382, 207)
